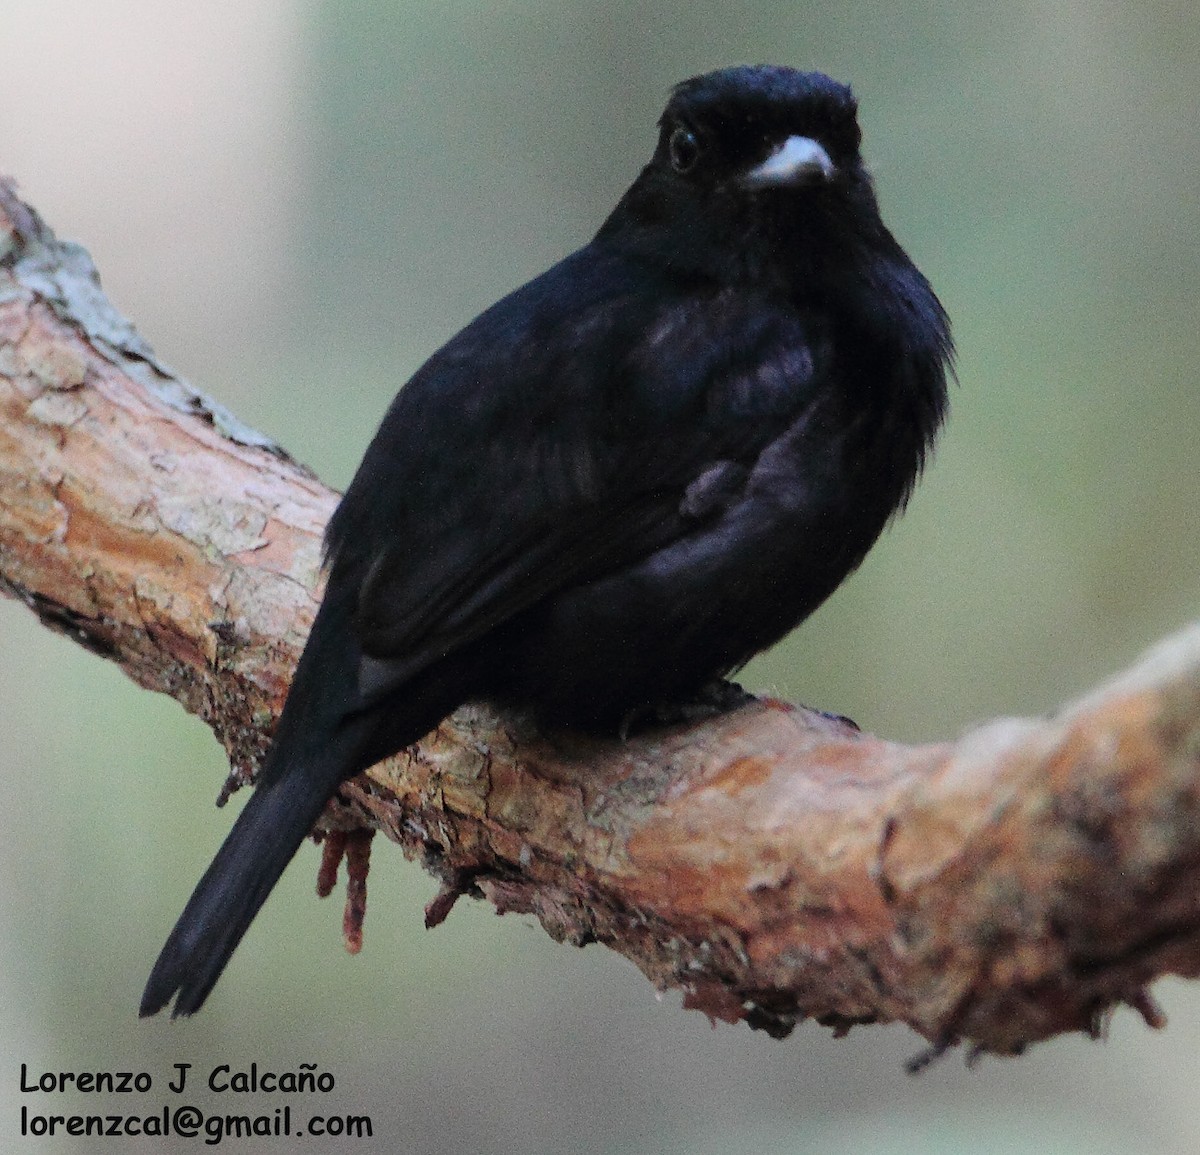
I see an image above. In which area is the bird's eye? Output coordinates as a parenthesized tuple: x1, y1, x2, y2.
(668, 126, 701, 174)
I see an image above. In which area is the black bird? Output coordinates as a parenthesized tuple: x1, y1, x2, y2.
(141, 65, 951, 1017)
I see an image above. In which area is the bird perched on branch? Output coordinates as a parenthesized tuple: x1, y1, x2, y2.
(141, 64, 952, 1017)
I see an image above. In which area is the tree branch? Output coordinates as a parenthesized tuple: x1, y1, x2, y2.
(2, 178, 1197, 1058)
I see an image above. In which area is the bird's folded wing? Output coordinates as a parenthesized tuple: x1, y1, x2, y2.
(326, 248, 823, 694)
(353, 485, 690, 674)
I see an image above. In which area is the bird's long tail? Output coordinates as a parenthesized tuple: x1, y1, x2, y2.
(140, 585, 480, 1018)
(138, 717, 367, 1018)
(140, 587, 377, 1017)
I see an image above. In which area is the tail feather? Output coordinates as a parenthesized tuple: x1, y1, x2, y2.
(139, 585, 483, 1017)
(141, 590, 372, 1019)
(139, 722, 365, 1018)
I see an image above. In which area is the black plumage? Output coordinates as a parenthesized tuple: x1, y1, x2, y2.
(141, 65, 951, 1017)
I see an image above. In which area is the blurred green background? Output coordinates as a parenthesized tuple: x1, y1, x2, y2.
(2, 2, 1198, 1152)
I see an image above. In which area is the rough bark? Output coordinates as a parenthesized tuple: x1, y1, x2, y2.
(2, 178, 1197, 1059)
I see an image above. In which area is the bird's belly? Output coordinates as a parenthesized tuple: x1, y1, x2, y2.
(492, 440, 904, 728)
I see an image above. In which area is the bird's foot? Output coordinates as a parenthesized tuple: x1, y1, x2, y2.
(810, 707, 860, 731)
(618, 679, 756, 740)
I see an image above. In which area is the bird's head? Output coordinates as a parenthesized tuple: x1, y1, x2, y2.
(601, 66, 886, 283)
(658, 66, 861, 193)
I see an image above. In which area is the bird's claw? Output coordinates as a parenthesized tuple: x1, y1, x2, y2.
(618, 679, 756, 740)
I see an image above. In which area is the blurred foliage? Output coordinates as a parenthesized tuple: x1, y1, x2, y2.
(1, 1, 1198, 1152)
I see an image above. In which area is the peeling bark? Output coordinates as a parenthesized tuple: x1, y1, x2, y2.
(1, 178, 1197, 1057)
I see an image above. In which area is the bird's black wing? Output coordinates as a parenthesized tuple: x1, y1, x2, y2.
(324, 244, 826, 696)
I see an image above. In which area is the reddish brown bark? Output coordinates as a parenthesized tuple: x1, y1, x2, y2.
(2, 178, 1197, 1057)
